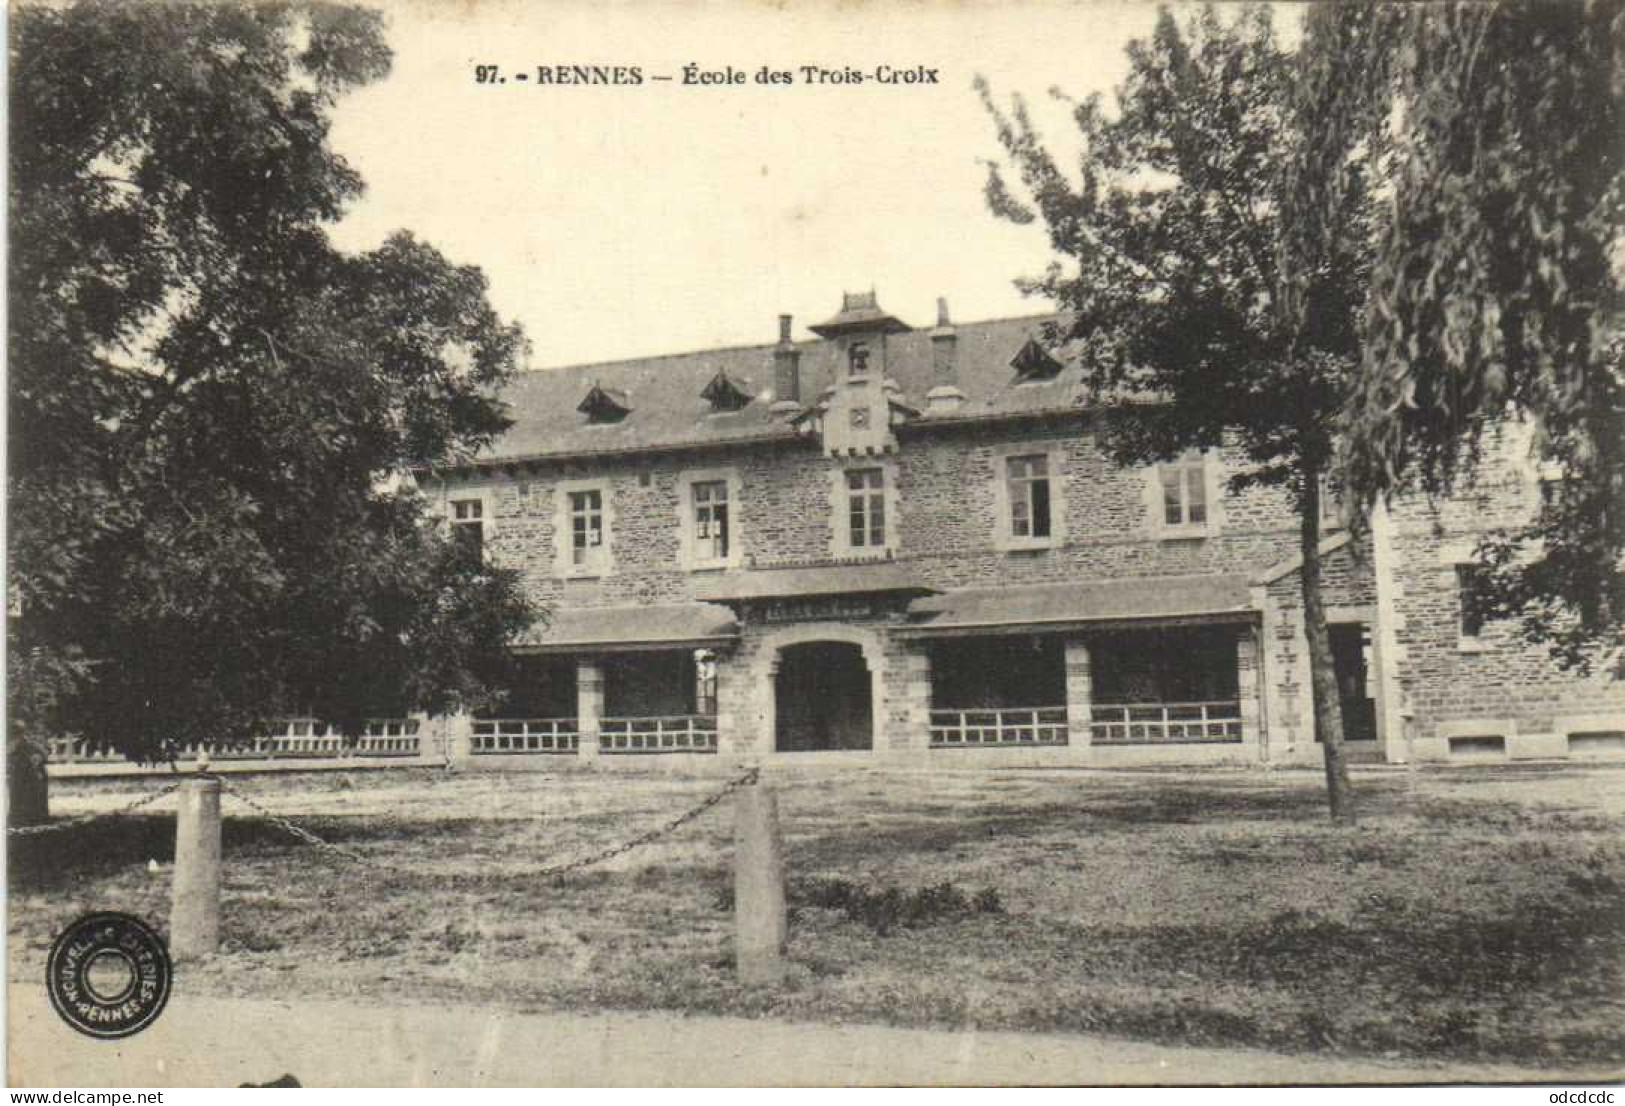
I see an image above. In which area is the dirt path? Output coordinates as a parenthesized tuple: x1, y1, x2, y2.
(8, 987, 1615, 1087)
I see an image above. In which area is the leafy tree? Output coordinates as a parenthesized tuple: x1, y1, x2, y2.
(8, 1, 536, 821)
(1301, 0, 1624, 673)
(980, 5, 1373, 820)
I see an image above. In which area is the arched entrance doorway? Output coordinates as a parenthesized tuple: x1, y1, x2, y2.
(774, 641, 873, 752)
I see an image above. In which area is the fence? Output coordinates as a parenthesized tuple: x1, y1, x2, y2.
(49, 712, 730, 771)
(470, 718, 580, 755)
(48, 719, 425, 765)
(8, 762, 783, 982)
(928, 707, 1069, 748)
(1088, 700, 1243, 745)
(600, 715, 719, 754)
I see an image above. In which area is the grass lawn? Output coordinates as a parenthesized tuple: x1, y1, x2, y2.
(10, 762, 1625, 1070)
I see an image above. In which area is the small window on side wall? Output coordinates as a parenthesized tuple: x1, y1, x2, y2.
(1457, 564, 1490, 640)
(450, 498, 484, 564)
(1319, 475, 1346, 531)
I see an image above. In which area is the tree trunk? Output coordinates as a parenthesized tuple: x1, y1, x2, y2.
(1300, 474, 1356, 824)
(7, 723, 51, 827)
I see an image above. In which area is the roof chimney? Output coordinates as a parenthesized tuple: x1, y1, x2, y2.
(927, 297, 964, 414)
(771, 314, 801, 415)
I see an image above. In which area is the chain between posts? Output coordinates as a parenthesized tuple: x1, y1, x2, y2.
(213, 767, 762, 879)
(6, 780, 186, 837)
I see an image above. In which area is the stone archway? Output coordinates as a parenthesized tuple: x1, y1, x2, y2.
(756, 624, 887, 755)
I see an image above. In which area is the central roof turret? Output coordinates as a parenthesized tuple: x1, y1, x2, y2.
(808, 290, 912, 338)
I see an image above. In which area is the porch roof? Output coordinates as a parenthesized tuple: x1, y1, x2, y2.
(901, 573, 1256, 637)
(693, 562, 937, 603)
(515, 602, 738, 653)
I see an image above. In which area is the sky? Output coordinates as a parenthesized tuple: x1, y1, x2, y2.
(326, 2, 1294, 370)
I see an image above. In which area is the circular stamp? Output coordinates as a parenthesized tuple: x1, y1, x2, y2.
(46, 912, 172, 1039)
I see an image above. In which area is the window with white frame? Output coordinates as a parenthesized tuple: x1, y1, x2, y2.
(1159, 454, 1209, 530)
(1007, 454, 1053, 541)
(846, 468, 887, 549)
(450, 498, 484, 564)
(692, 479, 730, 562)
(568, 488, 606, 568)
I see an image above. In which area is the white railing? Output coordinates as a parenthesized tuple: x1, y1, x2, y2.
(1089, 701, 1243, 745)
(599, 715, 719, 754)
(47, 738, 123, 763)
(354, 719, 423, 758)
(49, 719, 424, 764)
(470, 718, 580, 755)
(929, 707, 1069, 748)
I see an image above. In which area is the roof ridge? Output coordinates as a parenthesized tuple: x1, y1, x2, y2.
(517, 309, 1059, 377)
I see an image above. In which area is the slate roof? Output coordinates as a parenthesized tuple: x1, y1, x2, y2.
(515, 602, 738, 652)
(901, 574, 1256, 636)
(477, 312, 1076, 463)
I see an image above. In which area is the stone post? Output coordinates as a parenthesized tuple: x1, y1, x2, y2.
(443, 711, 474, 767)
(1064, 639, 1094, 749)
(1237, 627, 1262, 754)
(734, 775, 787, 986)
(169, 777, 222, 961)
(900, 647, 934, 752)
(577, 659, 604, 760)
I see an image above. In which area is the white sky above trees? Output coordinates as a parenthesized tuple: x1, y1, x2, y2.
(329, 2, 1298, 370)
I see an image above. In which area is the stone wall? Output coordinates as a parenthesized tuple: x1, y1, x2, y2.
(1375, 431, 1625, 761)
(446, 418, 1325, 606)
(436, 412, 1624, 768)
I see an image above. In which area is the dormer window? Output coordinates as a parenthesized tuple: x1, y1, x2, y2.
(1011, 337, 1063, 381)
(848, 341, 871, 377)
(578, 382, 631, 424)
(700, 370, 753, 413)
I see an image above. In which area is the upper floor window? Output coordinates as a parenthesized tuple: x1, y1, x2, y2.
(569, 488, 605, 568)
(677, 468, 742, 571)
(692, 479, 730, 562)
(450, 498, 484, 564)
(554, 479, 614, 578)
(846, 468, 886, 549)
(1159, 454, 1208, 530)
(1007, 455, 1052, 540)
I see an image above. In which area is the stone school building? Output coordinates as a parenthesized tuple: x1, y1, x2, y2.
(423, 292, 1625, 770)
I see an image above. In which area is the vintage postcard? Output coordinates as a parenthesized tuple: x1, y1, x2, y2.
(7, 0, 1623, 1091)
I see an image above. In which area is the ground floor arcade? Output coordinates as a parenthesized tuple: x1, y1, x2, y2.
(460, 574, 1385, 768)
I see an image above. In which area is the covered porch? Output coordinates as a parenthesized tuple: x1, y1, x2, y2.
(471, 602, 735, 760)
(904, 575, 1260, 760)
